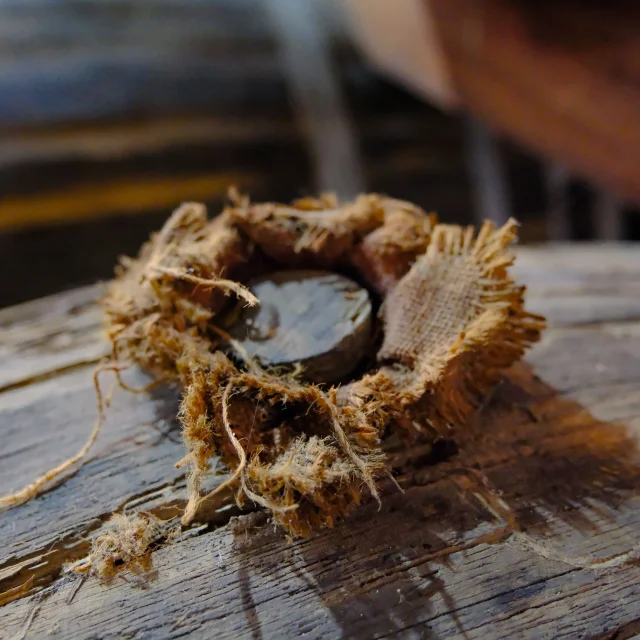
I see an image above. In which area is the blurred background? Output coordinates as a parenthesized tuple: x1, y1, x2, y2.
(0, 0, 638, 307)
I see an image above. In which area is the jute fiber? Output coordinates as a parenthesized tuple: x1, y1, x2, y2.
(1, 192, 545, 551)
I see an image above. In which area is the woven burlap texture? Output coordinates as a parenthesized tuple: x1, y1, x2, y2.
(0, 193, 545, 541)
(104, 192, 545, 536)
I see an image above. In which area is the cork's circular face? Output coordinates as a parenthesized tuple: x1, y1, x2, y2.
(227, 270, 372, 384)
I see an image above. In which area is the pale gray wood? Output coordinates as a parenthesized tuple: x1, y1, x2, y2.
(0, 245, 639, 639)
(0, 285, 107, 393)
(514, 244, 640, 325)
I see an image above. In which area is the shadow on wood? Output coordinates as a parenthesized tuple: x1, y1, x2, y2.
(226, 363, 640, 639)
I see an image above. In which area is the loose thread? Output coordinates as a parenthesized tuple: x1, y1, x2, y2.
(0, 362, 127, 511)
(316, 389, 380, 503)
(182, 381, 247, 525)
(152, 266, 258, 307)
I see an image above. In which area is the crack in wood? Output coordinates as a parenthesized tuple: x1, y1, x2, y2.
(0, 357, 103, 396)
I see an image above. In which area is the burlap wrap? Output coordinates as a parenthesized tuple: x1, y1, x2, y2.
(104, 193, 545, 536)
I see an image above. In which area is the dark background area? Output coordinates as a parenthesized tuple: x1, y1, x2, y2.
(0, 0, 637, 308)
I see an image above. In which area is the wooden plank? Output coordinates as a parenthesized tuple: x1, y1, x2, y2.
(0, 116, 297, 169)
(0, 170, 261, 231)
(0, 103, 464, 235)
(0, 0, 284, 127)
(0, 109, 461, 170)
(516, 244, 640, 326)
(1, 246, 639, 638)
(0, 110, 461, 194)
(0, 285, 106, 393)
(0, 53, 284, 128)
(428, 0, 640, 202)
(0, 115, 309, 235)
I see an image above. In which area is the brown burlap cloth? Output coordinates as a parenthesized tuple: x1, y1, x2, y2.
(98, 192, 544, 537)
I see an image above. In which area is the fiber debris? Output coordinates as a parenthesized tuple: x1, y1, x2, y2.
(71, 513, 174, 579)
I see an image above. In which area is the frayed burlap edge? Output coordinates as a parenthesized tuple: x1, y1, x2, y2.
(1, 192, 547, 573)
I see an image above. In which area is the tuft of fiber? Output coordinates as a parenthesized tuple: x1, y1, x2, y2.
(0, 192, 545, 542)
(71, 513, 173, 578)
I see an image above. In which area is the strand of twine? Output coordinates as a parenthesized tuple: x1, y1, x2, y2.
(0, 362, 132, 511)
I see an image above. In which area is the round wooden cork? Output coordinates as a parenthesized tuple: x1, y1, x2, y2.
(227, 270, 372, 384)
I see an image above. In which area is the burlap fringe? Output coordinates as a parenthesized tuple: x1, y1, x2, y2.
(1, 193, 548, 572)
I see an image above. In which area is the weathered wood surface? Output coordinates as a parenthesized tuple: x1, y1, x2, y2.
(1, 245, 639, 639)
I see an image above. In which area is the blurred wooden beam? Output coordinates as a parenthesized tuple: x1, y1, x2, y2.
(346, 0, 640, 203)
(428, 0, 640, 203)
(0, 53, 285, 128)
(0, 171, 259, 232)
(0, 115, 296, 167)
(545, 163, 571, 242)
(344, 0, 457, 107)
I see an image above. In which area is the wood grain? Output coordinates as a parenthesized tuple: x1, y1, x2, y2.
(0, 245, 639, 639)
